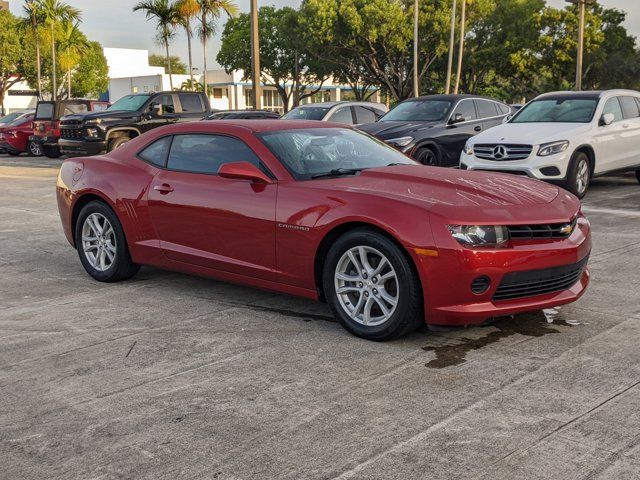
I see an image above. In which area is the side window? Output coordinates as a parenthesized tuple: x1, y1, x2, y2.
(475, 99, 499, 119)
(158, 95, 175, 114)
(178, 94, 204, 113)
(328, 107, 354, 124)
(619, 96, 640, 119)
(497, 103, 511, 115)
(353, 106, 377, 124)
(373, 108, 387, 119)
(138, 136, 172, 167)
(452, 100, 477, 122)
(602, 97, 623, 122)
(166, 134, 261, 174)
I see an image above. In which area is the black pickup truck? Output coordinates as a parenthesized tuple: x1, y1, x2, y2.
(58, 91, 211, 156)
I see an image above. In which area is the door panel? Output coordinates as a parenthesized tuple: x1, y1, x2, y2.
(618, 96, 640, 169)
(594, 97, 626, 172)
(439, 99, 481, 166)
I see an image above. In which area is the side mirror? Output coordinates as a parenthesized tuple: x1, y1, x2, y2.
(449, 113, 465, 125)
(218, 161, 273, 184)
(149, 103, 162, 116)
(600, 113, 615, 126)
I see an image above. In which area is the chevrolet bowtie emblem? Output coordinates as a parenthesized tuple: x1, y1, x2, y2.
(560, 223, 574, 235)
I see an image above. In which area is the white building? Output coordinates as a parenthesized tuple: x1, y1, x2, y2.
(1, 79, 38, 115)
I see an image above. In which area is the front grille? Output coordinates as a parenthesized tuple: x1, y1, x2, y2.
(61, 128, 83, 140)
(507, 219, 577, 240)
(60, 119, 82, 126)
(474, 144, 533, 161)
(493, 255, 588, 301)
(475, 169, 530, 176)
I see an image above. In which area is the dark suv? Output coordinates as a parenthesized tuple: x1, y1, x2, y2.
(58, 91, 211, 156)
(358, 94, 512, 167)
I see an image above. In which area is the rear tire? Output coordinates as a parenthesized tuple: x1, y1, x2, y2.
(28, 140, 43, 157)
(108, 135, 130, 152)
(42, 144, 62, 158)
(322, 228, 423, 341)
(564, 151, 591, 198)
(414, 146, 440, 166)
(75, 200, 140, 282)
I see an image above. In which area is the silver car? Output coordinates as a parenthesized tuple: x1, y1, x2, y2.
(282, 101, 388, 125)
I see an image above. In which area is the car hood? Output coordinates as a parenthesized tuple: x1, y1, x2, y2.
(471, 122, 591, 145)
(61, 110, 141, 123)
(358, 120, 441, 139)
(308, 165, 579, 224)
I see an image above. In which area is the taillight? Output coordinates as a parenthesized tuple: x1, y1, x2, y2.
(39, 123, 45, 132)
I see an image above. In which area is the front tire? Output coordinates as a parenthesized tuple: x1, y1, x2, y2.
(108, 136, 130, 152)
(42, 144, 62, 158)
(565, 152, 591, 198)
(414, 146, 440, 166)
(75, 200, 140, 282)
(322, 228, 423, 341)
(28, 140, 43, 157)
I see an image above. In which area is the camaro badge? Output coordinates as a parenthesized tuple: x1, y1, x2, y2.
(278, 223, 310, 232)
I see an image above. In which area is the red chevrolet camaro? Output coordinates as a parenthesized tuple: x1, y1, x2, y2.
(56, 120, 591, 340)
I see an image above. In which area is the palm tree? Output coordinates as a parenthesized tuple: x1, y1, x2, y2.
(58, 21, 88, 98)
(21, 1, 45, 99)
(39, 0, 82, 100)
(175, 0, 199, 90)
(134, 0, 179, 90)
(197, 0, 238, 98)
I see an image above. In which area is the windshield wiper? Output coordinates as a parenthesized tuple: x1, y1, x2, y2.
(311, 168, 364, 179)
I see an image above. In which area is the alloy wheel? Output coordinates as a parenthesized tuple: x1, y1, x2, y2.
(29, 141, 42, 156)
(334, 246, 399, 326)
(575, 158, 590, 196)
(81, 213, 117, 271)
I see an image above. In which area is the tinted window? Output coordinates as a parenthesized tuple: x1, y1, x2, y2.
(258, 128, 415, 180)
(138, 136, 172, 167)
(452, 100, 477, 121)
(282, 106, 330, 120)
(157, 95, 175, 114)
(35, 103, 54, 120)
(354, 106, 377, 124)
(328, 107, 353, 124)
(178, 94, 204, 113)
(167, 134, 261, 174)
(107, 94, 150, 112)
(475, 99, 499, 119)
(512, 98, 597, 123)
(498, 104, 511, 115)
(381, 100, 451, 122)
(602, 97, 623, 123)
(619, 96, 640, 119)
(63, 103, 88, 115)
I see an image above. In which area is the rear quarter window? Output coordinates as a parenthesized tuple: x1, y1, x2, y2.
(178, 94, 205, 113)
(35, 103, 54, 120)
(138, 136, 172, 167)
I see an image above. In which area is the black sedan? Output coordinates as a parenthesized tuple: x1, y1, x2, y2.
(358, 94, 512, 167)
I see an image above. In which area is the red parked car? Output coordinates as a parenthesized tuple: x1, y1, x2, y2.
(0, 113, 36, 155)
(56, 121, 591, 340)
(30, 99, 109, 158)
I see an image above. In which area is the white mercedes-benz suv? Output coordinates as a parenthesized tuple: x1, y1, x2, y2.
(460, 90, 640, 197)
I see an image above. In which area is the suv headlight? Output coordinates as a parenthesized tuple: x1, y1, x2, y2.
(86, 127, 99, 138)
(538, 140, 569, 157)
(385, 136, 413, 147)
(448, 225, 509, 246)
(464, 141, 473, 155)
(84, 118, 102, 126)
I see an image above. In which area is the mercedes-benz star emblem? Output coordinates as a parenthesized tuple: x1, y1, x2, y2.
(493, 145, 507, 159)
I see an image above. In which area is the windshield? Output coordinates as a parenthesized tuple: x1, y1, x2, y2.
(7, 113, 33, 127)
(381, 100, 452, 122)
(512, 98, 597, 123)
(108, 94, 151, 111)
(258, 128, 416, 180)
(0, 112, 25, 124)
(282, 106, 331, 121)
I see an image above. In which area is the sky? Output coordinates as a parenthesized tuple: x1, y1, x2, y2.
(9, 0, 640, 71)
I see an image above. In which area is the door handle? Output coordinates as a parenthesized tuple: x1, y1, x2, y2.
(153, 183, 174, 194)
(474, 126, 482, 132)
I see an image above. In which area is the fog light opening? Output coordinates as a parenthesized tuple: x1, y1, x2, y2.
(471, 276, 491, 295)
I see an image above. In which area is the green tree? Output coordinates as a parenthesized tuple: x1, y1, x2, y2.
(134, 0, 179, 90)
(21, 1, 46, 98)
(175, 0, 200, 87)
(0, 10, 23, 114)
(217, 6, 330, 111)
(39, 0, 82, 100)
(197, 0, 238, 97)
(58, 20, 88, 98)
(69, 41, 108, 98)
(149, 53, 188, 74)
(180, 78, 204, 91)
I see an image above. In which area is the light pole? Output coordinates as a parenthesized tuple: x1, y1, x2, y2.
(566, 0, 594, 91)
(444, 0, 457, 94)
(413, 0, 419, 97)
(250, 0, 261, 109)
(453, 0, 466, 95)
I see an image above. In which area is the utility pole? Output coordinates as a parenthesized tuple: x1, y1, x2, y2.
(445, 0, 457, 94)
(453, 0, 466, 94)
(250, 0, 261, 109)
(566, 0, 593, 91)
(413, 0, 419, 97)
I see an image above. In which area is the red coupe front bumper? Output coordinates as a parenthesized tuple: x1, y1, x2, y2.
(413, 216, 591, 326)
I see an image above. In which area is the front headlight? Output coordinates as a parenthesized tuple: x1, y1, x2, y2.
(538, 140, 569, 157)
(464, 141, 473, 155)
(448, 225, 509, 246)
(84, 118, 102, 126)
(86, 127, 98, 138)
(385, 136, 413, 147)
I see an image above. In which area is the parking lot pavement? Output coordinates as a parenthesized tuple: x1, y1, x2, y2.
(0, 155, 639, 480)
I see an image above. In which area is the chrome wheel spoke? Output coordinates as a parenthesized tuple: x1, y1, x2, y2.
(337, 285, 360, 294)
(82, 213, 116, 272)
(336, 272, 359, 282)
(350, 294, 366, 319)
(378, 287, 398, 307)
(358, 246, 373, 273)
(347, 250, 363, 276)
(371, 257, 388, 277)
(362, 297, 374, 325)
(373, 296, 390, 317)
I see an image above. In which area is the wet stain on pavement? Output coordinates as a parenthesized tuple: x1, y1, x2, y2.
(422, 308, 578, 369)
(227, 302, 337, 323)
